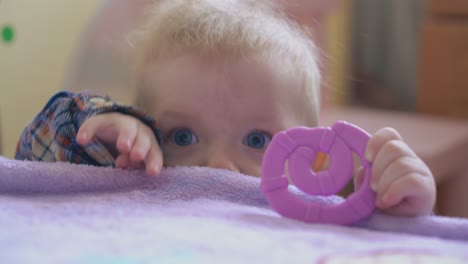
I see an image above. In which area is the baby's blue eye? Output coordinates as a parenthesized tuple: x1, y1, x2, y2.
(244, 131, 271, 149)
(171, 128, 198, 146)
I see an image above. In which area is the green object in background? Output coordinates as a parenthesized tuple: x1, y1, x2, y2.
(2, 24, 15, 43)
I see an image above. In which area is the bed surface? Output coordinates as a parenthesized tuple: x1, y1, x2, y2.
(1, 156, 467, 263)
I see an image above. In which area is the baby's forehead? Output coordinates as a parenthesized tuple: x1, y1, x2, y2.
(143, 55, 315, 102)
(142, 53, 317, 114)
(146, 53, 301, 91)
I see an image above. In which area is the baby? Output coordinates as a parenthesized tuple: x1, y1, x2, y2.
(16, 0, 435, 216)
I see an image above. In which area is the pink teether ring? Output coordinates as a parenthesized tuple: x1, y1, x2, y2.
(261, 121, 376, 225)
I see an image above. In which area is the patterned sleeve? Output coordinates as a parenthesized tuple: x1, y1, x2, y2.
(15, 91, 161, 167)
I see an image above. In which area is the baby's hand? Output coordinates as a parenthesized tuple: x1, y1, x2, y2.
(355, 128, 436, 216)
(76, 113, 163, 176)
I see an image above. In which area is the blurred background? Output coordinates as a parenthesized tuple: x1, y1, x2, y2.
(1, 0, 467, 216)
(0, 0, 426, 157)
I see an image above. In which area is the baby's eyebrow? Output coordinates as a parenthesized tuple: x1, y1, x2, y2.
(157, 110, 201, 128)
(159, 110, 194, 120)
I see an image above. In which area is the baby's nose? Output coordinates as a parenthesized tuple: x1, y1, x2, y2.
(205, 152, 240, 173)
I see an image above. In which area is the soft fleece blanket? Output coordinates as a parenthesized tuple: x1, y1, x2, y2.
(0, 156, 467, 263)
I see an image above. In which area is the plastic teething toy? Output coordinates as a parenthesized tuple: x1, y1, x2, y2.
(261, 121, 376, 225)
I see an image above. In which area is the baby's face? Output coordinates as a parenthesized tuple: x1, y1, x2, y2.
(143, 54, 317, 176)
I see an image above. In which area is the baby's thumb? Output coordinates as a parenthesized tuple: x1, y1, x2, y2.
(353, 167, 365, 191)
(76, 127, 91, 146)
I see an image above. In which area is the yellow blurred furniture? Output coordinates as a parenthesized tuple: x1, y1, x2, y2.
(294, 1, 351, 107)
(419, 0, 468, 118)
(416, 0, 468, 218)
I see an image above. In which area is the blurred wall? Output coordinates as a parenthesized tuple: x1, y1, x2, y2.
(65, 0, 149, 105)
(0, 1, 99, 158)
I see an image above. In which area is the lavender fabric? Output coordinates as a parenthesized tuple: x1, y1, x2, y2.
(1, 156, 467, 263)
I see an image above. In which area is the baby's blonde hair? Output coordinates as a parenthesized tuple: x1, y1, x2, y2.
(130, 0, 321, 113)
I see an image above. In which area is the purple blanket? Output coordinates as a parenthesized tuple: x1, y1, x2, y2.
(1, 156, 467, 263)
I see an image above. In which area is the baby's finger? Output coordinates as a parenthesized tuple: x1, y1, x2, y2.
(353, 167, 365, 191)
(376, 175, 410, 210)
(129, 159, 145, 170)
(375, 156, 430, 193)
(377, 173, 429, 213)
(116, 122, 138, 154)
(130, 128, 151, 163)
(115, 153, 131, 169)
(145, 145, 163, 176)
(77, 118, 101, 146)
(371, 140, 416, 188)
(365, 128, 402, 161)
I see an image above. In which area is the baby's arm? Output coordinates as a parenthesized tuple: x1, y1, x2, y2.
(355, 128, 436, 216)
(16, 91, 162, 175)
